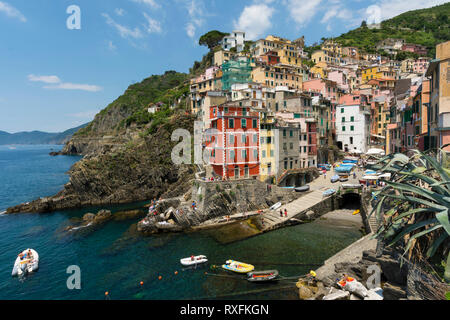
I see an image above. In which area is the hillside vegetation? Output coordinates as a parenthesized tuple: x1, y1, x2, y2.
(75, 71, 190, 137)
(333, 2, 450, 57)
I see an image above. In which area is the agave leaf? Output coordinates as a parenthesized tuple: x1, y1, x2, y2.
(379, 193, 447, 211)
(384, 217, 408, 239)
(398, 171, 450, 196)
(420, 152, 450, 183)
(388, 218, 438, 246)
(393, 208, 432, 222)
(384, 180, 450, 206)
(436, 210, 450, 236)
(404, 225, 443, 254)
(426, 232, 449, 258)
(412, 167, 427, 174)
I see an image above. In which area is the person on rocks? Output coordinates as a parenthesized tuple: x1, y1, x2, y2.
(284, 209, 288, 218)
(280, 209, 283, 218)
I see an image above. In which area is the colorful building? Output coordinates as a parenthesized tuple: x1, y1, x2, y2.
(205, 104, 260, 179)
(222, 57, 252, 91)
(426, 41, 450, 151)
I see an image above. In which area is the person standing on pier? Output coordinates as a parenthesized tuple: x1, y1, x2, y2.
(280, 209, 283, 217)
(284, 209, 288, 217)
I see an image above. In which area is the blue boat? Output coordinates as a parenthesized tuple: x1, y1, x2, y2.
(331, 175, 339, 183)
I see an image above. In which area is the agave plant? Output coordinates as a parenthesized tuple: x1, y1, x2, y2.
(368, 145, 450, 283)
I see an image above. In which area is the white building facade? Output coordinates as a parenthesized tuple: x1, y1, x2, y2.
(221, 31, 246, 52)
(335, 104, 371, 153)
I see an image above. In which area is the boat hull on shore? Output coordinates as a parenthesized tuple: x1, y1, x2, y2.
(295, 185, 310, 192)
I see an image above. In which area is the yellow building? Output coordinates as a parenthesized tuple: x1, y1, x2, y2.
(259, 111, 276, 183)
(251, 64, 304, 89)
(213, 49, 234, 66)
(310, 61, 328, 79)
(362, 66, 396, 83)
(252, 35, 302, 67)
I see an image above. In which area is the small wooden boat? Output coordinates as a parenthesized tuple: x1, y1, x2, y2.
(339, 177, 349, 182)
(295, 185, 310, 192)
(247, 270, 279, 282)
(180, 255, 208, 266)
(222, 260, 254, 274)
(12, 249, 39, 277)
(331, 175, 340, 183)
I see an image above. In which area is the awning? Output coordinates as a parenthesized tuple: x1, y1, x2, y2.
(370, 134, 386, 139)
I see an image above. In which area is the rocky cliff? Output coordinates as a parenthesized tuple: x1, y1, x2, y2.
(7, 71, 195, 214)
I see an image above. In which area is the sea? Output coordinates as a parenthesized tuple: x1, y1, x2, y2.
(0, 145, 362, 300)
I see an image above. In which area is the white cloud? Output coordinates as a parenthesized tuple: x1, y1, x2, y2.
(0, 1, 26, 22)
(131, 0, 160, 9)
(28, 74, 61, 84)
(185, 0, 206, 39)
(107, 40, 117, 51)
(143, 12, 162, 34)
(27, 74, 102, 92)
(234, 3, 275, 40)
(115, 8, 125, 16)
(102, 13, 143, 39)
(43, 83, 102, 92)
(286, 0, 322, 27)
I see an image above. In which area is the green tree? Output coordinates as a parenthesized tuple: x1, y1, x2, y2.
(199, 30, 228, 50)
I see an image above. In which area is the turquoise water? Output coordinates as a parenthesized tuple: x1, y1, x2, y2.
(0, 145, 362, 300)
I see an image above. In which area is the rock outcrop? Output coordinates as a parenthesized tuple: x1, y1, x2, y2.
(7, 113, 196, 214)
(137, 179, 297, 234)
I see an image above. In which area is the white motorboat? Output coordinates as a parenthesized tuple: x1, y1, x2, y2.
(180, 255, 208, 266)
(12, 249, 39, 277)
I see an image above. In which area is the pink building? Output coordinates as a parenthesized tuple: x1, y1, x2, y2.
(402, 44, 428, 56)
(328, 70, 349, 92)
(302, 79, 339, 104)
(412, 57, 431, 74)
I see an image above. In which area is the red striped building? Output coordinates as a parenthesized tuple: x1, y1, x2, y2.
(205, 103, 260, 179)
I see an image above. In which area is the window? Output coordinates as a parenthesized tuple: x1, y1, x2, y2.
(229, 134, 234, 144)
(341, 108, 344, 113)
(241, 134, 246, 143)
(350, 116, 354, 122)
(342, 117, 345, 122)
(290, 143, 293, 150)
(262, 150, 266, 158)
(252, 119, 257, 128)
(290, 130, 293, 137)
(351, 126, 354, 131)
(342, 126, 346, 132)
(229, 119, 234, 128)
(253, 149, 258, 159)
(253, 134, 258, 143)
(283, 129, 287, 137)
(230, 150, 235, 160)
(283, 143, 287, 150)
(270, 150, 274, 157)
(241, 119, 247, 128)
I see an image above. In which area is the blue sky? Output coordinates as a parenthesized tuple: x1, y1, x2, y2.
(0, 0, 446, 133)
